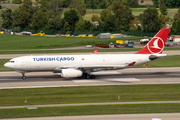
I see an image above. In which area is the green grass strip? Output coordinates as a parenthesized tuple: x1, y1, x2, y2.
(1, 84, 180, 106)
(0, 48, 140, 54)
(0, 59, 12, 71)
(0, 103, 180, 119)
(136, 55, 180, 67)
(0, 34, 145, 50)
(0, 47, 180, 54)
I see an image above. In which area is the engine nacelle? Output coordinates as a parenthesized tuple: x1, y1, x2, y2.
(61, 69, 83, 78)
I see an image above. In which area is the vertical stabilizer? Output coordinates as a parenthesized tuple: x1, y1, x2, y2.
(135, 28, 170, 54)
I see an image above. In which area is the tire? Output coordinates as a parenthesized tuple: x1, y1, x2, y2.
(90, 75, 96, 79)
(86, 75, 90, 79)
(22, 76, 26, 80)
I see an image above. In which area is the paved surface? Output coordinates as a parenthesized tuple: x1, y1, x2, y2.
(0, 67, 180, 89)
(1, 113, 180, 120)
(1, 50, 180, 59)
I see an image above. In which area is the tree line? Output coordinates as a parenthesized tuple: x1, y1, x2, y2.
(0, 0, 180, 34)
(10, 0, 139, 8)
(152, 0, 180, 8)
(1, 0, 134, 33)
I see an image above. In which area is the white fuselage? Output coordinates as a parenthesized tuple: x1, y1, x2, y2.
(4, 54, 153, 72)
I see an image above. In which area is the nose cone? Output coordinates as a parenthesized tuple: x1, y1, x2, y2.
(4, 62, 11, 69)
(4, 63, 8, 68)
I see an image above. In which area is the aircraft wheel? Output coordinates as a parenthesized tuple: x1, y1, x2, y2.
(90, 75, 96, 79)
(22, 76, 26, 80)
(86, 75, 90, 79)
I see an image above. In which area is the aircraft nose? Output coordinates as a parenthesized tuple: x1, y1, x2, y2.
(4, 63, 10, 68)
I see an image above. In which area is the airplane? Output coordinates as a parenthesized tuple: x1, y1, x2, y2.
(4, 28, 170, 80)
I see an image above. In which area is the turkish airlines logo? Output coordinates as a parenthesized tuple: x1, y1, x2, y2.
(147, 37, 164, 54)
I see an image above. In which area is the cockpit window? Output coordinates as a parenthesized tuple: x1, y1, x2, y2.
(8, 61, 15, 63)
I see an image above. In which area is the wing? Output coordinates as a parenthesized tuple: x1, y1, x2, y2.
(56, 65, 125, 69)
(54, 65, 126, 72)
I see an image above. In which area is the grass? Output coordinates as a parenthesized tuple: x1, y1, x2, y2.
(0, 47, 180, 54)
(0, 84, 180, 106)
(131, 8, 147, 16)
(0, 34, 146, 50)
(0, 59, 11, 71)
(0, 48, 142, 54)
(0, 103, 180, 119)
(1, 55, 180, 71)
(1, 34, 180, 52)
(136, 55, 180, 67)
(131, 8, 178, 20)
(83, 9, 102, 20)
(167, 8, 179, 20)
(150, 55, 180, 67)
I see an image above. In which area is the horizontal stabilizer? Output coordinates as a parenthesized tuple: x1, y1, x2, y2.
(149, 54, 167, 61)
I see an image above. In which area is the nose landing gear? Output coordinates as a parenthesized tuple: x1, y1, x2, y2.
(22, 73, 26, 80)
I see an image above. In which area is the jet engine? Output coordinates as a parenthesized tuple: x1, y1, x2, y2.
(61, 69, 83, 78)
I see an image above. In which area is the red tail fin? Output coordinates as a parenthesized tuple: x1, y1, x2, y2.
(135, 28, 170, 54)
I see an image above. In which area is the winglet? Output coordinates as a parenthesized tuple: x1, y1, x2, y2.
(135, 28, 170, 54)
(92, 50, 98, 54)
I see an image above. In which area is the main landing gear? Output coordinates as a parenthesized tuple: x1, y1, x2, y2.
(22, 73, 26, 80)
(83, 73, 96, 79)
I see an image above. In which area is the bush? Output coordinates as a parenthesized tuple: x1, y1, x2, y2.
(91, 14, 99, 22)
(0, 5, 2, 9)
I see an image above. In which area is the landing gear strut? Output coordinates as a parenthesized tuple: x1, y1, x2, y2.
(22, 73, 26, 80)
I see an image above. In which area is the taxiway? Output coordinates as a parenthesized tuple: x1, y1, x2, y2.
(1, 113, 180, 120)
(0, 67, 180, 89)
